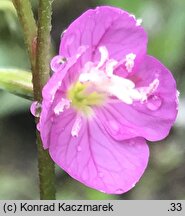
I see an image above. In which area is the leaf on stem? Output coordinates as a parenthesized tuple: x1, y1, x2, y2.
(0, 68, 33, 100)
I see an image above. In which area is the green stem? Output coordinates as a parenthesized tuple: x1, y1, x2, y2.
(33, 0, 53, 100)
(34, 0, 55, 200)
(13, 0, 56, 199)
(12, 0, 37, 69)
(36, 132, 56, 200)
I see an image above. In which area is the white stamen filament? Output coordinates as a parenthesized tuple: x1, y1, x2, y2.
(77, 46, 159, 107)
(106, 59, 118, 77)
(148, 78, 159, 94)
(97, 46, 109, 68)
(125, 53, 136, 73)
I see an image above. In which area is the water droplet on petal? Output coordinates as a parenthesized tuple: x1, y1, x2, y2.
(30, 101, 41, 117)
(146, 95, 162, 111)
(77, 146, 82, 152)
(50, 55, 66, 72)
(98, 172, 104, 178)
(115, 189, 124, 194)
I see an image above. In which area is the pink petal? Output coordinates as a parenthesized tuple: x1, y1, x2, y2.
(99, 55, 178, 142)
(60, 6, 147, 67)
(48, 115, 149, 194)
(39, 49, 87, 149)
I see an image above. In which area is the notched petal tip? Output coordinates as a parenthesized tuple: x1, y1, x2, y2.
(59, 5, 147, 66)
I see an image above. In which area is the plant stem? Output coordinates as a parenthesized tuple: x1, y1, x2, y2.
(33, 0, 53, 100)
(13, 0, 56, 199)
(34, 0, 55, 200)
(12, 0, 37, 69)
(36, 132, 56, 200)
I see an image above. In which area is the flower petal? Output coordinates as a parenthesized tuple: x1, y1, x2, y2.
(60, 6, 147, 67)
(48, 115, 149, 194)
(100, 55, 178, 141)
(39, 48, 88, 148)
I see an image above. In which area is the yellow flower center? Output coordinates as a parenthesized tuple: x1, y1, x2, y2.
(67, 82, 106, 116)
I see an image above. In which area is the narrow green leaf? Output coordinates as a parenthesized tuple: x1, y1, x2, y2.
(0, 68, 33, 100)
(0, 1, 17, 16)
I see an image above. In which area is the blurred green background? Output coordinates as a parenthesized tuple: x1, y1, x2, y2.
(0, 0, 185, 199)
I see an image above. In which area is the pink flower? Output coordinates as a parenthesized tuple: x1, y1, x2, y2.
(36, 6, 178, 194)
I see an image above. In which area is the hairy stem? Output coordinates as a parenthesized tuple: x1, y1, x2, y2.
(34, 0, 55, 200)
(33, 0, 53, 99)
(13, 0, 56, 199)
